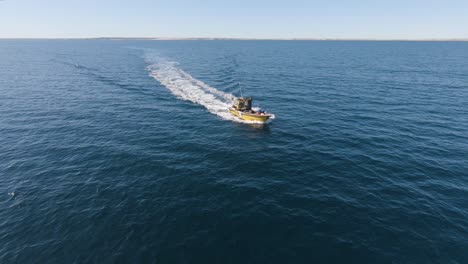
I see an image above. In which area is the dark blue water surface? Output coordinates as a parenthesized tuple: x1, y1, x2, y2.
(1, 40, 467, 263)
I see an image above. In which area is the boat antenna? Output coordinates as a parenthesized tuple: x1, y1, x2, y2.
(238, 81, 243, 98)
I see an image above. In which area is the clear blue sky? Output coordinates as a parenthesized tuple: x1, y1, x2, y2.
(1, 0, 467, 39)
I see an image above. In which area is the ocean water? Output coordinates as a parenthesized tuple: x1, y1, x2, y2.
(1, 40, 467, 263)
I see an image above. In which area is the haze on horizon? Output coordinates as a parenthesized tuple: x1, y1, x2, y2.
(1, 0, 468, 40)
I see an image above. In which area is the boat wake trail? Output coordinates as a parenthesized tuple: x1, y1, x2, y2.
(146, 56, 267, 124)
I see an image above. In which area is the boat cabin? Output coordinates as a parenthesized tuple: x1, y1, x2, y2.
(233, 97, 252, 111)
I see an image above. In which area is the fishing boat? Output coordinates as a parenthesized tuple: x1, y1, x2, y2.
(228, 97, 273, 123)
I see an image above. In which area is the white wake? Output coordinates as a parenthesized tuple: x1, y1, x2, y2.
(146, 57, 271, 124)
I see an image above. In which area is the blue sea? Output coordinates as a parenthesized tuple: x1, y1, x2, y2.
(1, 40, 467, 263)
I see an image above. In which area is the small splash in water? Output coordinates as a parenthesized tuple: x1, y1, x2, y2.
(146, 56, 273, 124)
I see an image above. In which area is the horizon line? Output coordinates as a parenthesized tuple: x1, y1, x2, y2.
(1, 37, 468, 42)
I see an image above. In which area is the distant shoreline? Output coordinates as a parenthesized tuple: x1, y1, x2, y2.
(1, 37, 468, 42)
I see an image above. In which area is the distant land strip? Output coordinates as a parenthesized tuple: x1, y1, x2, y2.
(1, 37, 468, 41)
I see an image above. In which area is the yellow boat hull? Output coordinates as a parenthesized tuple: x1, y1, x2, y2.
(229, 108, 271, 123)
